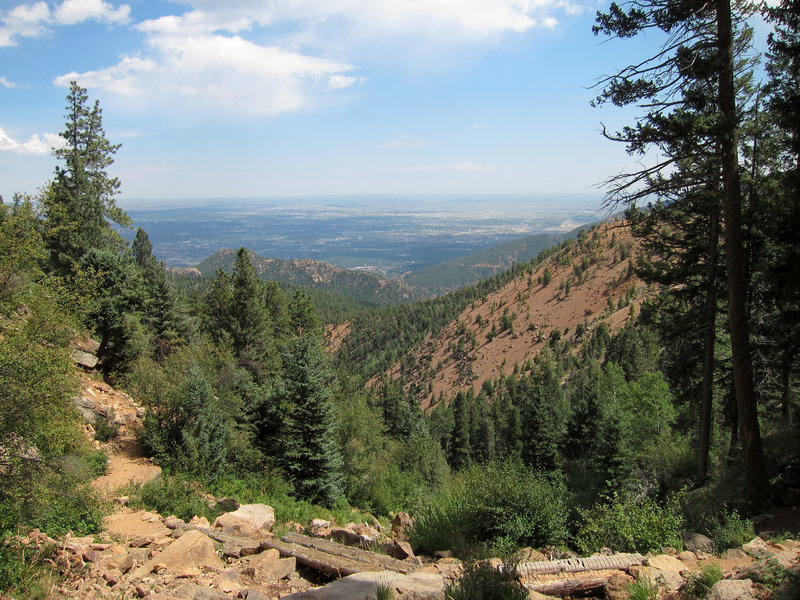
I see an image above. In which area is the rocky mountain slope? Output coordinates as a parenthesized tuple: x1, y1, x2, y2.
(372, 220, 642, 408)
(197, 249, 423, 306)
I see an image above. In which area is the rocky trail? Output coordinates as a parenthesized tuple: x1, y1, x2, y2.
(23, 373, 797, 600)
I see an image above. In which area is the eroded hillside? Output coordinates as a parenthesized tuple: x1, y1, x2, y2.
(372, 220, 644, 408)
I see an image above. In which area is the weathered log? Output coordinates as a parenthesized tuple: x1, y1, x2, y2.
(524, 572, 616, 597)
(261, 537, 383, 577)
(517, 552, 644, 579)
(281, 532, 417, 574)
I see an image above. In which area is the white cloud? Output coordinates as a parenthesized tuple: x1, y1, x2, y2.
(57, 10, 364, 115)
(0, 126, 65, 155)
(183, 0, 585, 36)
(54, 0, 130, 25)
(0, 1, 129, 46)
(54, 55, 155, 95)
(382, 134, 426, 149)
(0, 76, 17, 88)
(0, 2, 50, 46)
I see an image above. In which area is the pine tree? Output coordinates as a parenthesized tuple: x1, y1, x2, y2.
(593, 0, 769, 505)
(276, 335, 343, 506)
(41, 81, 130, 274)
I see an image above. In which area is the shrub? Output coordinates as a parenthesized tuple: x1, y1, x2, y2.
(443, 560, 529, 600)
(707, 510, 754, 552)
(0, 531, 58, 600)
(681, 564, 723, 599)
(410, 459, 569, 558)
(128, 475, 219, 523)
(574, 492, 684, 554)
(93, 413, 120, 442)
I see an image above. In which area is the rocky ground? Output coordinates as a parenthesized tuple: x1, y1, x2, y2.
(12, 372, 798, 600)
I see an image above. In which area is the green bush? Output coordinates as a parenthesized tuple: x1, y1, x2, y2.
(93, 413, 120, 442)
(411, 459, 569, 558)
(128, 475, 219, 523)
(0, 531, 57, 600)
(707, 510, 754, 552)
(443, 560, 529, 600)
(574, 492, 684, 554)
(680, 563, 723, 599)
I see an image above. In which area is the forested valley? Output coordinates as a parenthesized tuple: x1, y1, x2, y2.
(1, 1, 800, 599)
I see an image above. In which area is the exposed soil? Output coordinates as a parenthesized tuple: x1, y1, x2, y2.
(369, 220, 643, 408)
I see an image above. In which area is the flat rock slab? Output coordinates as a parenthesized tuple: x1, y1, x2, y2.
(131, 529, 223, 578)
(281, 570, 446, 600)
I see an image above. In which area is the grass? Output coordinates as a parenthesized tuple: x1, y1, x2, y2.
(628, 574, 658, 600)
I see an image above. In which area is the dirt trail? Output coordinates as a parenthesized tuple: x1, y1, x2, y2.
(81, 376, 161, 498)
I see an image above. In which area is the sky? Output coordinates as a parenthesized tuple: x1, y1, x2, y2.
(0, 0, 777, 201)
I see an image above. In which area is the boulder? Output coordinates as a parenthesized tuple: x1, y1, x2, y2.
(604, 571, 634, 600)
(331, 527, 369, 547)
(682, 531, 714, 554)
(167, 582, 230, 600)
(309, 518, 332, 538)
(281, 570, 445, 600)
(71, 349, 99, 370)
(384, 539, 416, 560)
(103, 552, 134, 574)
(243, 556, 297, 581)
(130, 530, 223, 578)
(214, 504, 274, 539)
(742, 537, 769, 556)
(706, 579, 755, 600)
(392, 512, 414, 540)
(517, 547, 547, 562)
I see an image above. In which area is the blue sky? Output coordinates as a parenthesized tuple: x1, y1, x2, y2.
(0, 0, 775, 201)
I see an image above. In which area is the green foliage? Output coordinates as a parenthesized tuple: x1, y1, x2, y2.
(629, 574, 659, 600)
(411, 459, 568, 558)
(681, 564, 723, 599)
(93, 413, 120, 443)
(276, 335, 344, 507)
(574, 492, 684, 555)
(0, 527, 58, 600)
(128, 475, 220, 523)
(41, 81, 130, 274)
(443, 560, 529, 600)
(707, 510, 754, 552)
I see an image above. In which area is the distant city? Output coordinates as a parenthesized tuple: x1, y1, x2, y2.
(120, 194, 606, 275)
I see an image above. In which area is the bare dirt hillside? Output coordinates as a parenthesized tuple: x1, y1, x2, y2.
(371, 220, 643, 409)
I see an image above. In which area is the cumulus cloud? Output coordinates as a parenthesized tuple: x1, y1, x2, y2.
(54, 0, 130, 25)
(57, 10, 364, 115)
(0, 0, 129, 46)
(0, 126, 65, 155)
(184, 0, 585, 36)
(0, 76, 17, 88)
(0, 2, 50, 46)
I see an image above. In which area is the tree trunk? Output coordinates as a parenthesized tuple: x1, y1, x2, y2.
(717, 0, 770, 507)
(696, 201, 721, 487)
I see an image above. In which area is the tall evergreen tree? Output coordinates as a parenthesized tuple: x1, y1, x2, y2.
(593, 0, 769, 504)
(41, 81, 130, 273)
(277, 335, 344, 506)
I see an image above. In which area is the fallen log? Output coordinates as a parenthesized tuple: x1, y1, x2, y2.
(261, 537, 384, 577)
(517, 552, 644, 579)
(281, 532, 417, 574)
(525, 575, 612, 597)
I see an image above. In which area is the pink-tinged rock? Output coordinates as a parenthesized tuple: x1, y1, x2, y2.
(130, 530, 223, 579)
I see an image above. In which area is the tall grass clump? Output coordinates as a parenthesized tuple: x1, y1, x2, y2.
(443, 560, 529, 600)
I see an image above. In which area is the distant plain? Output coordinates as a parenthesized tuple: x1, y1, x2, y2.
(120, 194, 605, 276)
